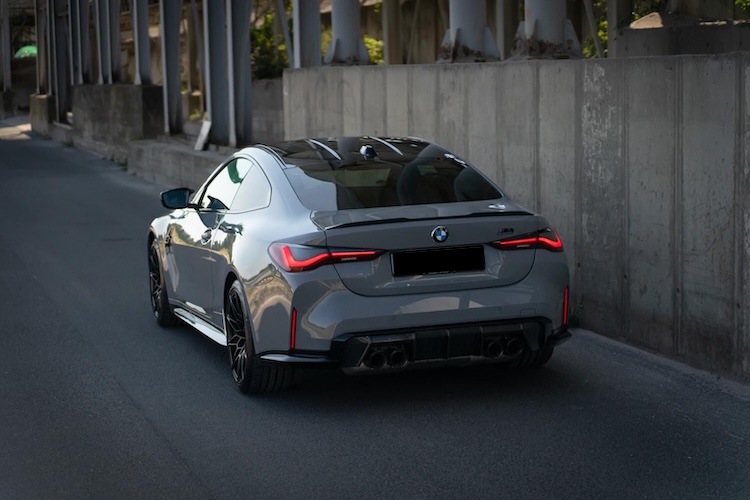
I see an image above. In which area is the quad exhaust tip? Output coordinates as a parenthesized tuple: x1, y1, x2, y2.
(364, 345, 409, 369)
(483, 336, 525, 359)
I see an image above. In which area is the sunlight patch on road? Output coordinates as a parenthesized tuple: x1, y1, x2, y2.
(0, 120, 32, 140)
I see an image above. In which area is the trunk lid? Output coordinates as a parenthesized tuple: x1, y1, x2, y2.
(314, 201, 540, 297)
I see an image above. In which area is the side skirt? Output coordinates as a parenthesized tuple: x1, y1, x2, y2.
(174, 307, 227, 346)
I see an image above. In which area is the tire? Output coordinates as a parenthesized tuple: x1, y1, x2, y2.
(225, 280, 294, 394)
(149, 240, 178, 327)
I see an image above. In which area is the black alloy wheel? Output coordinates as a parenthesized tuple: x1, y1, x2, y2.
(149, 241, 178, 327)
(225, 280, 293, 394)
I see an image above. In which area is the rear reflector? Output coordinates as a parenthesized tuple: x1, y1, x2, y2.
(269, 243, 381, 272)
(290, 308, 297, 349)
(563, 286, 569, 326)
(492, 228, 564, 252)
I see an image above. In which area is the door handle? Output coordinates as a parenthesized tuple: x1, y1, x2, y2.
(201, 229, 212, 242)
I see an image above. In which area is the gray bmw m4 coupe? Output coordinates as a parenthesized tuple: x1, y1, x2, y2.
(148, 137, 570, 393)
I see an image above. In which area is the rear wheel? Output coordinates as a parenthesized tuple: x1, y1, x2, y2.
(149, 240, 178, 327)
(225, 280, 293, 394)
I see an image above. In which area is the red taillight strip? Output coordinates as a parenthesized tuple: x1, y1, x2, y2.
(492, 228, 564, 252)
(495, 237, 538, 248)
(269, 243, 382, 272)
(290, 308, 297, 349)
(277, 245, 330, 272)
(330, 250, 380, 261)
(563, 286, 569, 326)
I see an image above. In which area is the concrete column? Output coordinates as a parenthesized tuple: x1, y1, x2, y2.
(382, 0, 401, 64)
(68, 0, 80, 84)
(52, 0, 71, 121)
(132, 0, 151, 84)
(1, 0, 10, 91)
(76, 0, 91, 83)
(515, 0, 581, 58)
(438, 0, 499, 62)
(95, 0, 111, 83)
(203, 0, 228, 143)
(227, 0, 252, 146)
(525, 0, 565, 45)
(607, 0, 631, 57)
(324, 0, 368, 64)
(496, 0, 519, 60)
(34, 0, 48, 93)
(160, 0, 183, 133)
(292, 0, 320, 68)
(109, 0, 121, 82)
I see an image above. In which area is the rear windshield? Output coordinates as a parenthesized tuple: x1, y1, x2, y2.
(283, 158, 502, 211)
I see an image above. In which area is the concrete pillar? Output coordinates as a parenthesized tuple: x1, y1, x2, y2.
(382, 0, 401, 64)
(525, 0, 565, 45)
(496, 0, 519, 60)
(438, 0, 499, 62)
(52, 0, 70, 121)
(34, 0, 48, 93)
(68, 0, 81, 85)
(1, 0, 10, 91)
(203, 0, 228, 143)
(109, 0, 121, 82)
(227, 0, 252, 146)
(607, 0, 631, 57)
(292, 0, 320, 68)
(94, 0, 111, 83)
(514, 0, 581, 58)
(160, 0, 183, 134)
(76, 0, 91, 83)
(132, 0, 151, 84)
(324, 0, 368, 65)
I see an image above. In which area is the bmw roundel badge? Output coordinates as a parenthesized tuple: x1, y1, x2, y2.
(431, 226, 449, 243)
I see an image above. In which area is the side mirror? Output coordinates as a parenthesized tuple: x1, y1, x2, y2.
(161, 187, 195, 209)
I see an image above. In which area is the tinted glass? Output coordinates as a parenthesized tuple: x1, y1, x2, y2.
(283, 157, 501, 211)
(231, 158, 272, 212)
(200, 159, 251, 210)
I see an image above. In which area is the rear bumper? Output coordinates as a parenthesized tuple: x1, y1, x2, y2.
(259, 321, 571, 371)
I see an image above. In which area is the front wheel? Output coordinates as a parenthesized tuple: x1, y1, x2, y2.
(149, 240, 178, 327)
(225, 280, 293, 394)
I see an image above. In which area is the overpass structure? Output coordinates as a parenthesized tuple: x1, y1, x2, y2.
(2, 1, 750, 383)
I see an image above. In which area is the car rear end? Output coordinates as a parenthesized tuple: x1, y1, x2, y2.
(261, 138, 570, 373)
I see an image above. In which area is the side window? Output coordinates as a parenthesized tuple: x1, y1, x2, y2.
(200, 159, 251, 210)
(231, 158, 272, 212)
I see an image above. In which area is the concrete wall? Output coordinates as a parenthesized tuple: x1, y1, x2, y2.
(619, 24, 750, 58)
(72, 84, 163, 164)
(283, 54, 750, 380)
(128, 140, 226, 188)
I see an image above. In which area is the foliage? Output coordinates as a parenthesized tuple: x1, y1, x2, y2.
(250, 13, 288, 80)
(581, 0, 667, 58)
(363, 36, 384, 65)
(737, 0, 750, 12)
(320, 27, 384, 64)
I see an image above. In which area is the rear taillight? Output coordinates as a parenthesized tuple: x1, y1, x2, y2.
(491, 228, 564, 252)
(269, 243, 382, 272)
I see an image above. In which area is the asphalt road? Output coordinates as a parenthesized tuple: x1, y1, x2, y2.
(1, 118, 750, 500)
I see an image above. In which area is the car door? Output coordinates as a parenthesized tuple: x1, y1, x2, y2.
(168, 158, 250, 319)
(208, 157, 273, 326)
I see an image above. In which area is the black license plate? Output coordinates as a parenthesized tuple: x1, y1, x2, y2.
(392, 246, 485, 277)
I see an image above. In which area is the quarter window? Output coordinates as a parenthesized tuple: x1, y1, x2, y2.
(231, 158, 272, 212)
(200, 159, 250, 210)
